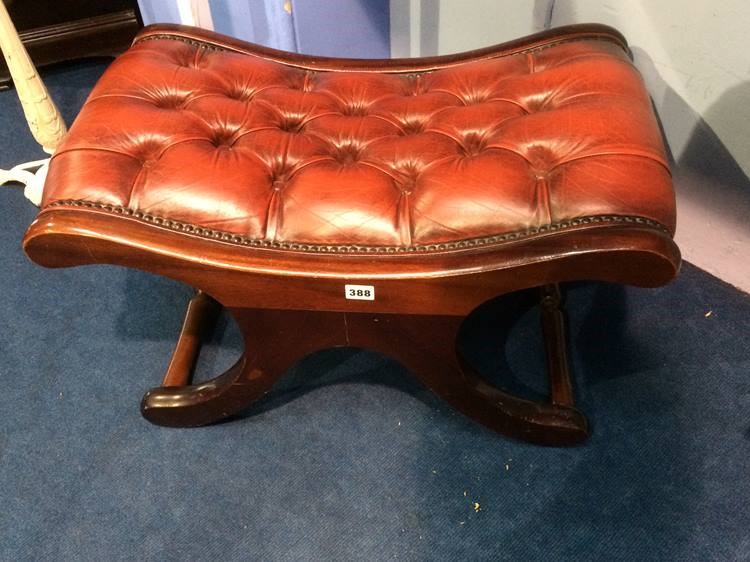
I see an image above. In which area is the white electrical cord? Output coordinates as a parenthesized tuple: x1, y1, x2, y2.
(0, 156, 49, 206)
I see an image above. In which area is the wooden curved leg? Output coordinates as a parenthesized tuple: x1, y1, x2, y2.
(142, 287, 587, 444)
(343, 287, 588, 446)
(141, 297, 345, 427)
(142, 359, 259, 427)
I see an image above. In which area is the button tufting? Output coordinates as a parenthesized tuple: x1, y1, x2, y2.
(278, 116, 306, 133)
(269, 165, 293, 189)
(42, 29, 676, 249)
(226, 88, 255, 102)
(152, 93, 189, 109)
(399, 120, 426, 135)
(340, 103, 368, 117)
(524, 95, 551, 113)
(526, 145, 557, 175)
(329, 143, 363, 165)
(458, 133, 489, 157)
(397, 176, 416, 194)
(462, 91, 490, 105)
(393, 162, 422, 194)
(128, 138, 168, 163)
(209, 131, 237, 148)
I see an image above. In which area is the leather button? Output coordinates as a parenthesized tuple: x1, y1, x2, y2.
(129, 139, 167, 163)
(341, 103, 368, 116)
(525, 96, 550, 113)
(153, 94, 188, 109)
(396, 174, 418, 194)
(226, 89, 254, 102)
(330, 143, 362, 165)
(526, 145, 557, 175)
(459, 133, 488, 156)
(210, 131, 236, 148)
(400, 120, 425, 135)
(278, 116, 305, 133)
(269, 164, 294, 189)
(393, 161, 421, 194)
(462, 91, 490, 105)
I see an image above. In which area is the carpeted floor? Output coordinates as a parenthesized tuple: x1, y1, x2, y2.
(1, 61, 749, 562)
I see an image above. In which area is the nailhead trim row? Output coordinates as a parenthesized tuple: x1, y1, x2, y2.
(47, 199, 671, 255)
(138, 34, 224, 52)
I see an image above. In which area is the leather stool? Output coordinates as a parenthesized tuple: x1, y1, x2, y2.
(23, 23, 680, 445)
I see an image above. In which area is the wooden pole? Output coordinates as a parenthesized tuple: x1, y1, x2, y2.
(0, 1, 66, 153)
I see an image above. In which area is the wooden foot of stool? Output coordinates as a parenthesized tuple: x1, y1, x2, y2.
(142, 285, 588, 445)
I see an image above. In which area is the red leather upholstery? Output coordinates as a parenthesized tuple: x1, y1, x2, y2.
(40, 24, 675, 251)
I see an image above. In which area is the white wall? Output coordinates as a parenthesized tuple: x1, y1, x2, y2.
(435, 0, 548, 54)
(552, 0, 750, 294)
(392, 0, 750, 292)
(391, 0, 551, 57)
(550, 0, 750, 178)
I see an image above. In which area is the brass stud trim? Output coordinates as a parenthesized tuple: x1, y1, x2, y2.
(46, 199, 672, 255)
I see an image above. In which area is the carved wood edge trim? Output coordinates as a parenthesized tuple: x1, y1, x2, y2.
(132, 25, 629, 73)
(44, 199, 673, 255)
(135, 33, 623, 63)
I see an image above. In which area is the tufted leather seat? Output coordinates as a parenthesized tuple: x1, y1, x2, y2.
(23, 24, 681, 445)
(39, 23, 674, 253)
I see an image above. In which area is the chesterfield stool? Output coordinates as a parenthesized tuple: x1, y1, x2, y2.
(23, 23, 680, 445)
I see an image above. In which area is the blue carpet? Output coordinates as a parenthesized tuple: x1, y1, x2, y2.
(1, 61, 749, 561)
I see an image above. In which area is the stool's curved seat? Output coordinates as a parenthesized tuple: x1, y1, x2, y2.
(23, 23, 680, 445)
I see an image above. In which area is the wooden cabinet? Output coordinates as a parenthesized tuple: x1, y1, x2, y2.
(1, 0, 141, 90)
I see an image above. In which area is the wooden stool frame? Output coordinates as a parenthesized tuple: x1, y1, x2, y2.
(24, 208, 680, 445)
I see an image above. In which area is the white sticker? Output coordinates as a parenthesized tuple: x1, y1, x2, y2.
(345, 284, 375, 301)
